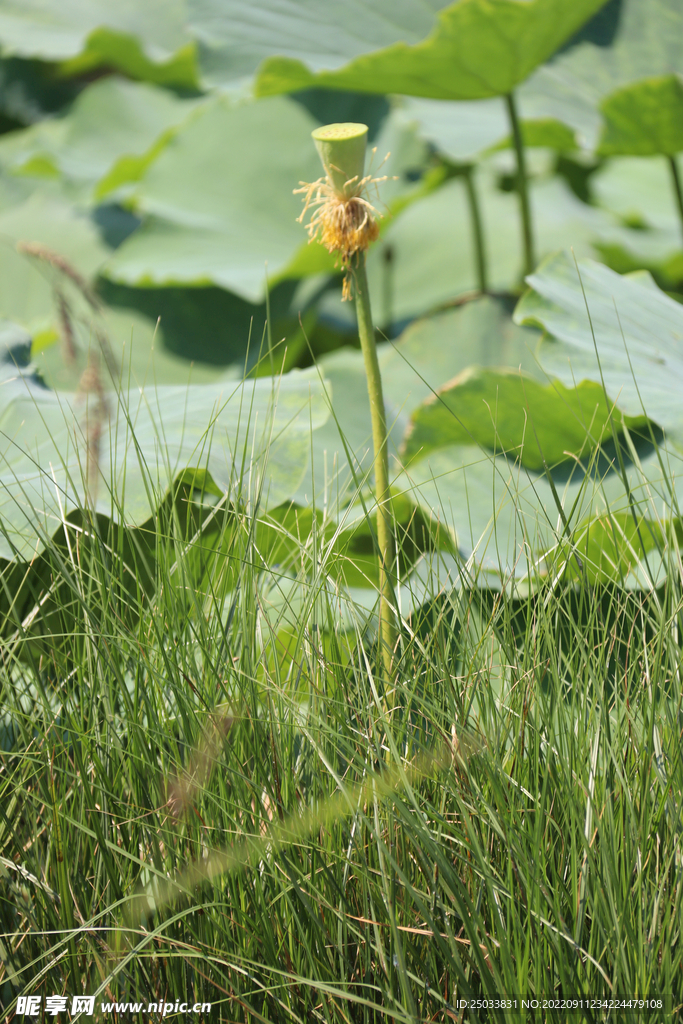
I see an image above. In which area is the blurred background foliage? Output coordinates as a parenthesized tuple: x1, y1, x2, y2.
(0, 0, 681, 591)
(0, 0, 680, 371)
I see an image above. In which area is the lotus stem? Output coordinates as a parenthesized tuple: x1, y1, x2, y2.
(463, 165, 488, 293)
(505, 91, 535, 278)
(668, 155, 683, 248)
(296, 122, 397, 687)
(353, 252, 396, 684)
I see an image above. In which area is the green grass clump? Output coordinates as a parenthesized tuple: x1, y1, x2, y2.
(0, 440, 681, 1023)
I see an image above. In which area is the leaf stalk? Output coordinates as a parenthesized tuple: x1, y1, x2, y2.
(667, 155, 683, 248)
(354, 254, 397, 686)
(505, 91, 535, 278)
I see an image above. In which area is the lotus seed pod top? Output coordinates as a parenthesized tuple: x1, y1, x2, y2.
(296, 121, 381, 300)
(311, 123, 369, 199)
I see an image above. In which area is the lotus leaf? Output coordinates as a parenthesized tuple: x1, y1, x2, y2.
(0, 369, 328, 559)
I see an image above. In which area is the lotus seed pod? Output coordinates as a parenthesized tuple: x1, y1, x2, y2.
(312, 123, 369, 199)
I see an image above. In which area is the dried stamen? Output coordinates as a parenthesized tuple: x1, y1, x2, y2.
(295, 173, 383, 299)
(295, 172, 386, 300)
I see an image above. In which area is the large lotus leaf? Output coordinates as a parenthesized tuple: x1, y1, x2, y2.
(231, 0, 608, 102)
(514, 251, 683, 442)
(0, 55, 81, 127)
(490, 120, 579, 154)
(0, 0, 196, 86)
(590, 156, 683, 281)
(0, 370, 328, 560)
(594, 238, 683, 289)
(396, 97, 510, 165)
(506, 2, 629, 156)
(402, 370, 649, 469)
(222, 548, 459, 651)
(394, 435, 683, 581)
(518, 0, 683, 153)
(0, 118, 65, 177)
(514, 71, 601, 153)
(187, 0, 451, 90)
(380, 297, 544, 440)
(239, 541, 466, 643)
(593, 156, 682, 233)
(553, 0, 682, 95)
(398, 96, 578, 165)
(224, 495, 446, 639)
(597, 74, 683, 157)
(102, 95, 321, 301)
(0, 77, 204, 203)
(364, 175, 489, 321)
(104, 96, 427, 302)
(0, 190, 110, 335)
(393, 444, 565, 577)
(0, 169, 32, 210)
(363, 169, 622, 323)
(292, 296, 542, 509)
(555, 511, 671, 587)
(290, 348, 376, 511)
(34, 306, 237, 392)
(58, 29, 197, 90)
(100, 274, 315, 372)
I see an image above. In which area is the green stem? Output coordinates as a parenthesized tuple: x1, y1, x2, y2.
(667, 155, 683, 249)
(505, 91, 535, 279)
(50, 768, 79, 994)
(354, 254, 396, 688)
(464, 165, 488, 293)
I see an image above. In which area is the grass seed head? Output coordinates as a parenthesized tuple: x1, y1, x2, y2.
(295, 122, 385, 300)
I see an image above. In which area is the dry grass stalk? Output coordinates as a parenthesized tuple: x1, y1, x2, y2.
(77, 354, 109, 502)
(16, 241, 101, 311)
(165, 710, 235, 820)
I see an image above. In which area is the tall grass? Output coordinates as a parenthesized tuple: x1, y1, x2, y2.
(0, 373, 682, 1023)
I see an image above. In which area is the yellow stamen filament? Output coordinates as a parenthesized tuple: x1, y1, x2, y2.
(295, 171, 385, 300)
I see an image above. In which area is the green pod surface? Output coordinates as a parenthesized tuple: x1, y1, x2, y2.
(312, 122, 368, 199)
